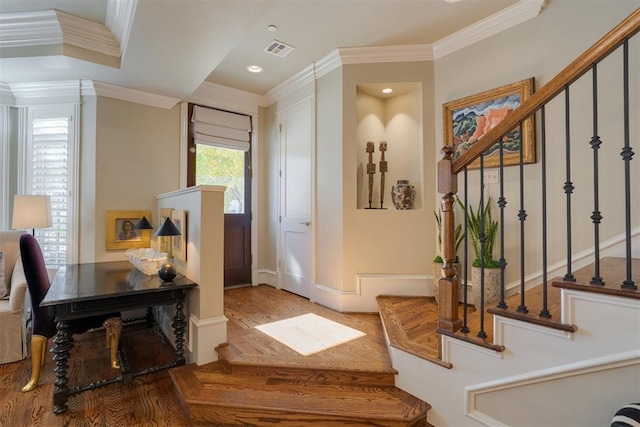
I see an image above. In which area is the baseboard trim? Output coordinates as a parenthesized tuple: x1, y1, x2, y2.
(256, 269, 277, 287)
(314, 274, 429, 313)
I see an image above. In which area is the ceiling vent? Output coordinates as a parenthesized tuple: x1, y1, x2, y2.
(264, 40, 295, 58)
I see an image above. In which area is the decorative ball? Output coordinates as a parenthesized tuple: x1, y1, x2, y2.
(158, 263, 177, 282)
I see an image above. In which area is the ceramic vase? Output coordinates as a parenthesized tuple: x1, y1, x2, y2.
(391, 180, 415, 210)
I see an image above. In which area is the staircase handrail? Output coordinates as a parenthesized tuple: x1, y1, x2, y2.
(450, 7, 640, 174)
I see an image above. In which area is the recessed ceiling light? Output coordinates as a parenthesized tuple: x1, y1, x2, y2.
(267, 25, 277, 32)
(444, 0, 462, 3)
(382, 88, 393, 94)
(247, 65, 263, 73)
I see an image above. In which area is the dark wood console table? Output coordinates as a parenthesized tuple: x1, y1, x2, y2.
(41, 261, 197, 414)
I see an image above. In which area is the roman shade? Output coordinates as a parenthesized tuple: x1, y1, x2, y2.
(191, 105, 251, 152)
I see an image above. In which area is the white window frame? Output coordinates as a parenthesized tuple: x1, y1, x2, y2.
(17, 104, 80, 265)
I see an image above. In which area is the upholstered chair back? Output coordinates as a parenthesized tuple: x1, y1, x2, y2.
(19, 234, 57, 338)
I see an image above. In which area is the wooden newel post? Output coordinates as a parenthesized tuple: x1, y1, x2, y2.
(437, 146, 462, 332)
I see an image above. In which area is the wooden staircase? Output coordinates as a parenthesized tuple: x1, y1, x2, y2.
(168, 285, 432, 426)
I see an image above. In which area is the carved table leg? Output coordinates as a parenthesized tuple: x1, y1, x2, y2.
(171, 292, 187, 366)
(145, 306, 154, 328)
(51, 320, 74, 414)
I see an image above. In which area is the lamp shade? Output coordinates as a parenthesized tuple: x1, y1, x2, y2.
(12, 195, 53, 230)
(154, 217, 181, 237)
(134, 216, 154, 230)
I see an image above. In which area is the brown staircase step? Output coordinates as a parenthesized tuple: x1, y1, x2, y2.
(216, 342, 398, 387)
(170, 362, 430, 427)
(553, 257, 639, 299)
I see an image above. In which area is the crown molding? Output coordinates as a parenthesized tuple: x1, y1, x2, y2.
(0, 83, 15, 105)
(267, 0, 545, 105)
(189, 81, 263, 115)
(0, 8, 123, 64)
(433, 0, 546, 59)
(338, 44, 435, 64)
(9, 80, 82, 105)
(92, 81, 180, 109)
(56, 10, 120, 58)
(264, 64, 316, 107)
(105, 0, 138, 60)
(0, 10, 62, 48)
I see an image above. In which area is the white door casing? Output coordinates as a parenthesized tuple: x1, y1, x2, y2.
(278, 97, 314, 299)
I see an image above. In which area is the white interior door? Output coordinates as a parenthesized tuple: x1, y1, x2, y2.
(279, 98, 313, 299)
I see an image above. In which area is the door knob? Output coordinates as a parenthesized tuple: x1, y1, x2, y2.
(299, 220, 310, 226)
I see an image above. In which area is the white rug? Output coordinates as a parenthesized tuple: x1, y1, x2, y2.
(255, 313, 366, 356)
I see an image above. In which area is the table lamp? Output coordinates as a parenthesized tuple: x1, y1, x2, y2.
(154, 217, 181, 282)
(12, 194, 53, 236)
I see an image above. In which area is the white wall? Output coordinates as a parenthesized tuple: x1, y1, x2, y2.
(156, 185, 227, 366)
(89, 96, 181, 263)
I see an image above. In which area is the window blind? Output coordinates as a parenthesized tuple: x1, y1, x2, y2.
(191, 105, 251, 151)
(30, 116, 69, 267)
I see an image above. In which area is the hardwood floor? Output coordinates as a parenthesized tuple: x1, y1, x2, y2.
(0, 285, 409, 426)
(0, 323, 190, 426)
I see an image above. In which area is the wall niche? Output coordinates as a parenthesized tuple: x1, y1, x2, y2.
(356, 82, 423, 210)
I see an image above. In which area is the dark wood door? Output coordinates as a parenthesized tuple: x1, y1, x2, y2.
(187, 103, 252, 287)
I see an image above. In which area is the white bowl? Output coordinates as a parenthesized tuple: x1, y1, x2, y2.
(125, 248, 168, 275)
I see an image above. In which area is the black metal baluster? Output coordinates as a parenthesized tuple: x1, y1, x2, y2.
(517, 121, 528, 313)
(620, 39, 636, 290)
(461, 169, 470, 334)
(590, 64, 604, 285)
(540, 106, 551, 318)
(478, 155, 487, 340)
(497, 140, 508, 309)
(563, 86, 576, 282)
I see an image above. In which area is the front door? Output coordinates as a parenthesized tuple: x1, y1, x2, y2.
(279, 97, 313, 298)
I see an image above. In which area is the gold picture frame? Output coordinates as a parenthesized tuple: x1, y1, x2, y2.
(171, 209, 187, 262)
(159, 208, 173, 257)
(443, 77, 535, 169)
(105, 210, 151, 250)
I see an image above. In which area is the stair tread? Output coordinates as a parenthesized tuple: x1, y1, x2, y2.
(170, 362, 429, 421)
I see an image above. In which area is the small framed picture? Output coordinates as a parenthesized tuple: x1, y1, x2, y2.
(171, 209, 187, 262)
(105, 210, 151, 250)
(159, 208, 173, 257)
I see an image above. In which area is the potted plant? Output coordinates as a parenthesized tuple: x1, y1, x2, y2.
(457, 195, 500, 307)
(432, 203, 464, 304)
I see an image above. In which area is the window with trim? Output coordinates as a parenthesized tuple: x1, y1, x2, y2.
(19, 105, 78, 267)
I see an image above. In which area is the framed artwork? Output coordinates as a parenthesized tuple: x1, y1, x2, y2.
(159, 208, 173, 257)
(105, 210, 151, 250)
(443, 77, 535, 169)
(171, 209, 187, 262)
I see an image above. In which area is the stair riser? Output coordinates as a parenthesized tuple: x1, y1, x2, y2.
(186, 405, 427, 427)
(218, 358, 396, 386)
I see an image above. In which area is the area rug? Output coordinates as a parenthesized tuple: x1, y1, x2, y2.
(255, 313, 366, 356)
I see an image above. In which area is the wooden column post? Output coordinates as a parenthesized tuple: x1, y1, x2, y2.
(437, 146, 462, 332)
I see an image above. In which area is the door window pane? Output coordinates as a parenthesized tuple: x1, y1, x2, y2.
(195, 144, 245, 214)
